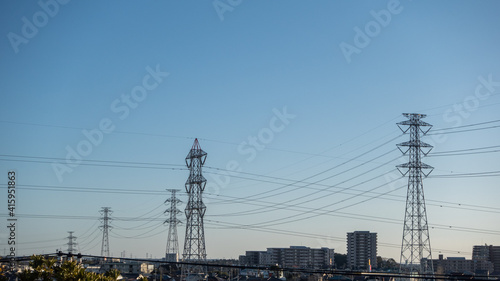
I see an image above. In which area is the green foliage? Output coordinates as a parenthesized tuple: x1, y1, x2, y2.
(14, 255, 122, 281)
(104, 268, 121, 280)
(334, 253, 347, 269)
(376, 256, 399, 270)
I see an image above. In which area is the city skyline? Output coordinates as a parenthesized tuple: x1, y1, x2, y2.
(0, 1, 499, 261)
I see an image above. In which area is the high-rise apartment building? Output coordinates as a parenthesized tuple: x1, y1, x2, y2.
(347, 231, 377, 270)
(473, 244, 500, 273)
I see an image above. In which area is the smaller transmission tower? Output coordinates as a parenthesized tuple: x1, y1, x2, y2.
(165, 189, 182, 262)
(67, 231, 77, 253)
(100, 207, 112, 257)
(397, 113, 434, 275)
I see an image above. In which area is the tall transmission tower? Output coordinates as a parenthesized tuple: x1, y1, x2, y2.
(396, 113, 434, 274)
(100, 207, 112, 258)
(67, 231, 77, 253)
(182, 139, 208, 281)
(165, 189, 182, 262)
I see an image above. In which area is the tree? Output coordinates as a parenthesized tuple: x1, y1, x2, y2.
(376, 256, 398, 271)
(334, 253, 347, 269)
(104, 268, 121, 280)
(11, 255, 121, 281)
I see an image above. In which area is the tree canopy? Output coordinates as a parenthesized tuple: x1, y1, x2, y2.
(1, 255, 121, 281)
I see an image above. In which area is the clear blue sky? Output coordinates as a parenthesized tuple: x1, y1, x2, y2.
(0, 0, 499, 261)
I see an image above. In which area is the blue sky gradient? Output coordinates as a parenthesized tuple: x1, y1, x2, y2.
(0, 0, 499, 260)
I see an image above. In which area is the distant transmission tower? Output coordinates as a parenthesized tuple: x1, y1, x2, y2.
(165, 189, 182, 262)
(182, 139, 208, 281)
(100, 207, 112, 257)
(396, 113, 434, 274)
(67, 231, 77, 253)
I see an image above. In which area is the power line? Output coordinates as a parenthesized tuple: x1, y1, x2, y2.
(0, 115, 402, 160)
(428, 149, 500, 157)
(112, 211, 165, 231)
(429, 170, 500, 178)
(428, 144, 500, 157)
(427, 124, 500, 135)
(205, 187, 500, 217)
(0, 166, 497, 217)
(0, 154, 187, 170)
(205, 155, 399, 218)
(418, 95, 500, 116)
(204, 220, 471, 256)
(431, 119, 500, 132)
(204, 135, 403, 206)
(2, 166, 497, 216)
(0, 183, 169, 195)
(110, 224, 165, 239)
(0, 120, 194, 141)
(430, 144, 500, 154)
(203, 188, 500, 236)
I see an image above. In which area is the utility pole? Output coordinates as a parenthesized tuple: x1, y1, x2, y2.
(396, 113, 434, 275)
(100, 207, 112, 258)
(165, 189, 182, 262)
(182, 139, 208, 281)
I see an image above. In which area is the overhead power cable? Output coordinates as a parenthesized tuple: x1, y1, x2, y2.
(204, 220, 471, 255)
(0, 119, 395, 159)
(0, 154, 187, 170)
(205, 155, 399, 218)
(427, 124, 500, 135)
(431, 119, 500, 132)
(205, 134, 403, 205)
(429, 170, 500, 178)
(110, 223, 165, 239)
(428, 145, 500, 157)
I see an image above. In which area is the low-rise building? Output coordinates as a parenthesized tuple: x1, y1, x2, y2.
(239, 246, 334, 269)
(427, 254, 493, 275)
(98, 260, 154, 275)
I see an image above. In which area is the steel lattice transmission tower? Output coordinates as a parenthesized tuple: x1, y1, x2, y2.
(67, 231, 77, 253)
(165, 189, 182, 262)
(100, 207, 112, 258)
(182, 139, 208, 281)
(396, 113, 434, 274)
